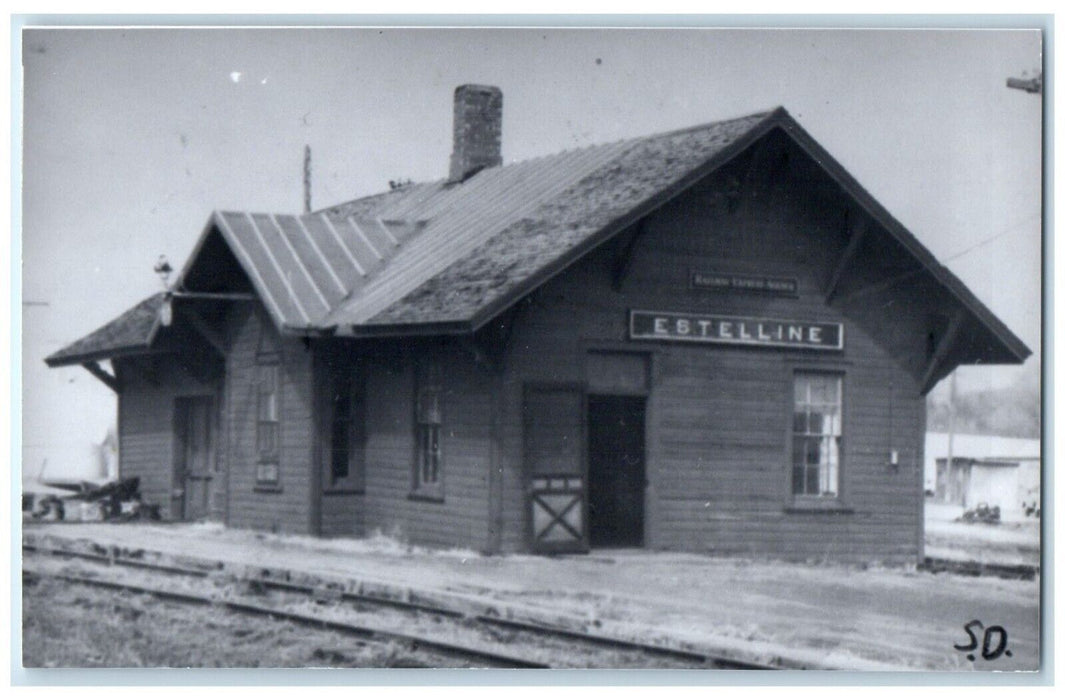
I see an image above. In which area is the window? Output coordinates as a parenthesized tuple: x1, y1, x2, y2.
(791, 373, 842, 498)
(412, 361, 443, 499)
(256, 362, 280, 485)
(327, 369, 366, 492)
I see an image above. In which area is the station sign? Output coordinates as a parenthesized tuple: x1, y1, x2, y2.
(691, 271, 799, 297)
(630, 310, 843, 351)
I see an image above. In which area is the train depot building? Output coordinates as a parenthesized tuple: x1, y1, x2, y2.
(46, 86, 1030, 562)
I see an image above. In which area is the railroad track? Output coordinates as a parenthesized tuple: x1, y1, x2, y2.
(920, 556, 1038, 581)
(22, 566, 546, 669)
(23, 539, 783, 670)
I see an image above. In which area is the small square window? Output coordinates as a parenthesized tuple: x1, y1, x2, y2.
(256, 463, 279, 484)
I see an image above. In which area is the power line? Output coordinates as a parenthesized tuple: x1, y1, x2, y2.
(833, 216, 1038, 305)
(941, 214, 1040, 263)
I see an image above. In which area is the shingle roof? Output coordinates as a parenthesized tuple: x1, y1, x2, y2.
(47, 106, 1032, 368)
(321, 110, 775, 329)
(45, 293, 165, 367)
(157, 109, 775, 338)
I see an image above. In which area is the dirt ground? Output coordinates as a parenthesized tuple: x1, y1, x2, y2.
(22, 573, 465, 668)
(21, 519, 1041, 672)
(923, 501, 1041, 566)
(22, 552, 707, 670)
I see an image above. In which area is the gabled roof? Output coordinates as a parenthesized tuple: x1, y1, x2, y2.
(322, 110, 776, 331)
(170, 110, 771, 336)
(202, 210, 426, 327)
(47, 106, 1031, 369)
(45, 293, 165, 367)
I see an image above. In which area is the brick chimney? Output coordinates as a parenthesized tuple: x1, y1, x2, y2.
(448, 84, 503, 183)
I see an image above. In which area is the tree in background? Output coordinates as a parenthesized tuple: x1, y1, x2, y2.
(927, 369, 1040, 438)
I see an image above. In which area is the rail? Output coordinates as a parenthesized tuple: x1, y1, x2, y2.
(23, 536, 785, 670)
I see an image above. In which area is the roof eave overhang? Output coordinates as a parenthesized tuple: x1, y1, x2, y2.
(773, 115, 1032, 365)
(460, 109, 790, 335)
(281, 320, 474, 339)
(165, 110, 1031, 367)
(181, 211, 293, 334)
(44, 344, 157, 368)
(448, 107, 1031, 365)
(44, 299, 166, 368)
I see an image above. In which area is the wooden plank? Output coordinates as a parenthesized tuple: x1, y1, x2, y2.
(486, 183, 929, 561)
(920, 311, 967, 394)
(487, 365, 505, 554)
(349, 351, 493, 549)
(177, 304, 227, 357)
(824, 215, 868, 303)
(81, 361, 120, 392)
(610, 220, 648, 292)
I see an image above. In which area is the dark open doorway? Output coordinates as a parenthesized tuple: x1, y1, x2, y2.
(587, 395, 646, 547)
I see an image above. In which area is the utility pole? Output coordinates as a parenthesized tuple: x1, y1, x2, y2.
(946, 370, 957, 503)
(303, 145, 312, 214)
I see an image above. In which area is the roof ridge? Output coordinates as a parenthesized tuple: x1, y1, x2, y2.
(317, 107, 783, 218)
(483, 107, 782, 172)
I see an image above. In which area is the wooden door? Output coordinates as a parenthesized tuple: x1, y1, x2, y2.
(175, 396, 215, 521)
(523, 384, 588, 554)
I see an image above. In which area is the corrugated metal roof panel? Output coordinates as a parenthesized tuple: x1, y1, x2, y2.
(284, 215, 347, 299)
(303, 213, 365, 284)
(202, 112, 818, 331)
(360, 111, 777, 327)
(54, 106, 1029, 370)
(205, 209, 432, 328)
(328, 217, 378, 275)
(216, 211, 307, 325)
(251, 213, 330, 318)
(322, 138, 637, 325)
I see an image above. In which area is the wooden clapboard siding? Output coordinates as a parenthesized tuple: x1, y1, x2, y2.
(320, 493, 363, 537)
(311, 345, 364, 539)
(353, 343, 494, 549)
(224, 303, 316, 534)
(114, 135, 933, 561)
(492, 146, 928, 561)
(115, 355, 222, 521)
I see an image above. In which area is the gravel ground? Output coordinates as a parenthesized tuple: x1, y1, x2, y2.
(22, 553, 713, 669)
(22, 519, 1041, 671)
(22, 572, 456, 668)
(924, 501, 1041, 566)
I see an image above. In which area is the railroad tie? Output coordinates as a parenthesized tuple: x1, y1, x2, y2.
(313, 584, 344, 604)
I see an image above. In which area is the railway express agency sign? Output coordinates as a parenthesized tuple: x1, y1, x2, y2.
(630, 311, 843, 350)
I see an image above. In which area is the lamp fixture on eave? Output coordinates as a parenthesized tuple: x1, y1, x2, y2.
(154, 254, 174, 327)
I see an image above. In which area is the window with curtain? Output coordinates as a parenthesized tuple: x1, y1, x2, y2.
(791, 373, 842, 498)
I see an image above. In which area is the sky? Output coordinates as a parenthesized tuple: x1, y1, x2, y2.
(19, 26, 1043, 481)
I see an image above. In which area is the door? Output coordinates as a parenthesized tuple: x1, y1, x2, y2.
(175, 396, 216, 521)
(523, 384, 588, 553)
(587, 395, 646, 547)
